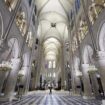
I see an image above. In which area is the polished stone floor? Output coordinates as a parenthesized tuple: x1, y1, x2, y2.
(0, 90, 102, 105)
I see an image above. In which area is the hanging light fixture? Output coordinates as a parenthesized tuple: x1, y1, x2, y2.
(18, 70, 25, 77)
(86, 46, 98, 73)
(75, 70, 83, 77)
(88, 65, 98, 73)
(0, 61, 12, 71)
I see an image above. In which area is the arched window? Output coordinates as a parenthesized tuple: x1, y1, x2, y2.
(26, 31, 33, 48)
(79, 19, 88, 40)
(16, 11, 27, 36)
(4, 0, 18, 11)
(88, 0, 105, 24)
(99, 23, 105, 51)
(48, 61, 52, 69)
(53, 61, 56, 68)
(75, 0, 81, 13)
(72, 35, 78, 53)
(95, 0, 105, 7)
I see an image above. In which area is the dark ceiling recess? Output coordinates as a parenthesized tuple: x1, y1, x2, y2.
(66, 48, 69, 52)
(29, 0, 32, 6)
(51, 23, 56, 28)
(35, 46, 37, 50)
(36, 38, 39, 44)
(32, 15, 35, 26)
(34, 5, 37, 15)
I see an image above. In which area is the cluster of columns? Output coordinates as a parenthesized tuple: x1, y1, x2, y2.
(68, 50, 105, 99)
(63, 0, 105, 99)
(4, 58, 21, 98)
(0, 53, 34, 100)
(70, 63, 100, 99)
(96, 51, 105, 95)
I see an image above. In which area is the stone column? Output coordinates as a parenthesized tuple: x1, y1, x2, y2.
(34, 68, 38, 89)
(95, 51, 105, 95)
(71, 69, 77, 95)
(74, 74, 81, 95)
(31, 78, 35, 90)
(36, 64, 41, 89)
(89, 72, 100, 98)
(4, 58, 20, 98)
(61, 48, 65, 90)
(35, 45, 42, 89)
(31, 67, 37, 90)
(21, 66, 30, 94)
(82, 64, 93, 98)
(0, 71, 7, 93)
(25, 66, 32, 94)
(35, 62, 41, 89)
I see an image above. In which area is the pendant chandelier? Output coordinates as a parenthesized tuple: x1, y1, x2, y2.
(75, 70, 83, 77)
(0, 61, 12, 71)
(18, 69, 25, 77)
(88, 65, 98, 73)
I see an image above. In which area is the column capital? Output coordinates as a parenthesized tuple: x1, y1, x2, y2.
(82, 64, 98, 74)
(88, 65, 97, 72)
(11, 58, 21, 63)
(95, 51, 105, 60)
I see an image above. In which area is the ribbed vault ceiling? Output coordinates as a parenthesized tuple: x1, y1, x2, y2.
(36, 0, 73, 64)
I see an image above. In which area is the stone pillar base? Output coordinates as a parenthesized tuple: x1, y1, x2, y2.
(0, 96, 18, 102)
(83, 96, 95, 99)
(0, 97, 9, 101)
(95, 51, 105, 94)
(71, 93, 81, 96)
(3, 94, 18, 101)
(102, 100, 105, 105)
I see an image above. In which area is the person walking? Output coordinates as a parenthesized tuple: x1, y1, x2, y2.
(48, 83, 52, 94)
(49, 86, 52, 94)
